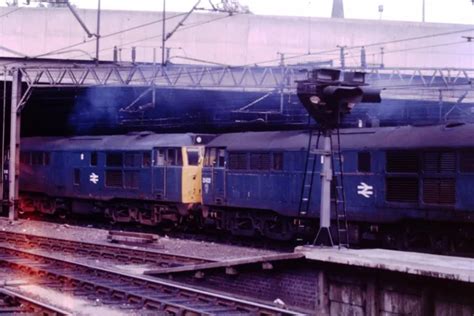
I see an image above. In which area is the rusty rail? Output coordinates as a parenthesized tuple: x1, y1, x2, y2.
(0, 231, 211, 268)
(0, 245, 303, 315)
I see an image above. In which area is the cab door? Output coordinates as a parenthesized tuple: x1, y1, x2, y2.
(202, 148, 226, 205)
(152, 147, 182, 201)
(152, 148, 166, 200)
(164, 148, 182, 201)
(212, 148, 226, 204)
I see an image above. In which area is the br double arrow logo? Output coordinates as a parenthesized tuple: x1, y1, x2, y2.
(357, 182, 373, 198)
(89, 172, 99, 184)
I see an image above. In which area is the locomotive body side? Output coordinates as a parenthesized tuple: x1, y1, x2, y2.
(19, 133, 208, 225)
(201, 124, 474, 245)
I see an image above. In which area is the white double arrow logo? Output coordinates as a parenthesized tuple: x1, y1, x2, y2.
(89, 172, 99, 184)
(357, 182, 373, 198)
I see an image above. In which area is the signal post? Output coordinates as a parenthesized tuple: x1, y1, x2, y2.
(296, 69, 381, 246)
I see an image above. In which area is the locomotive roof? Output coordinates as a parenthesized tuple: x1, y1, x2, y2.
(21, 132, 205, 151)
(207, 123, 474, 151)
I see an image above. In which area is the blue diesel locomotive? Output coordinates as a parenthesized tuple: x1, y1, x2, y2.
(201, 123, 474, 249)
(19, 132, 209, 226)
(18, 123, 474, 250)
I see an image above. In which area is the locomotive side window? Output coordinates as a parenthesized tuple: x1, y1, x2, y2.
(106, 153, 123, 167)
(106, 170, 123, 187)
(90, 152, 98, 166)
(250, 153, 271, 170)
(460, 150, 474, 172)
(167, 148, 182, 166)
(205, 148, 216, 167)
(124, 153, 141, 167)
(73, 169, 80, 185)
(167, 149, 176, 165)
(204, 148, 225, 167)
(358, 152, 371, 172)
(273, 153, 283, 170)
(228, 152, 248, 170)
(156, 149, 165, 166)
(217, 149, 225, 167)
(143, 152, 151, 167)
(386, 151, 419, 173)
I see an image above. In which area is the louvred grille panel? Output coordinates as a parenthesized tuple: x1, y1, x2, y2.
(386, 177, 419, 203)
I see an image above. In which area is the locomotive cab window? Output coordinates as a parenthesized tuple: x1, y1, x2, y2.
(186, 148, 200, 166)
(204, 148, 225, 167)
(167, 148, 182, 166)
(153, 148, 182, 166)
(358, 152, 371, 173)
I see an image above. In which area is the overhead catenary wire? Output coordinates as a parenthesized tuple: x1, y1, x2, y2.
(248, 27, 474, 67)
(110, 38, 473, 88)
(1, 6, 472, 69)
(40, 33, 472, 90)
(0, 11, 189, 65)
(0, 7, 472, 91)
(36, 12, 189, 59)
(67, 12, 235, 61)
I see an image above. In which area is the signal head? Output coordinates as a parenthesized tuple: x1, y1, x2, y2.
(296, 68, 382, 130)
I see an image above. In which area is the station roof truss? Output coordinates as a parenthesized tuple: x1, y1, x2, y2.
(6, 63, 473, 91)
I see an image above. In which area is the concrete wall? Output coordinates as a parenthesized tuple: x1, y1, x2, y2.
(0, 7, 472, 68)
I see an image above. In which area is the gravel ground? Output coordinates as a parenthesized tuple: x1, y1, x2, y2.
(0, 217, 278, 261)
(0, 217, 282, 315)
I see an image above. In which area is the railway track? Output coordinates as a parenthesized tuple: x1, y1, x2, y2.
(0, 287, 71, 315)
(0, 244, 302, 315)
(0, 231, 212, 268)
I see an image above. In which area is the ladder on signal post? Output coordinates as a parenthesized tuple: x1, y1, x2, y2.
(331, 128, 349, 248)
(297, 128, 321, 237)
